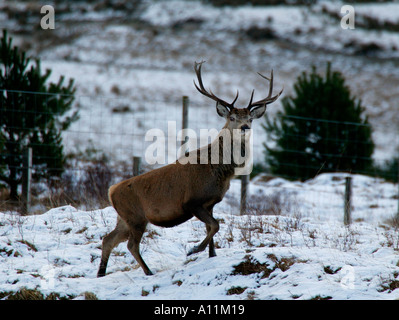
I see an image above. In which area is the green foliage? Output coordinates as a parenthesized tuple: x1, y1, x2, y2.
(374, 155, 399, 183)
(0, 30, 78, 200)
(262, 62, 374, 181)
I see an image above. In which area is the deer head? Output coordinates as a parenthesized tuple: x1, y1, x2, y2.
(193, 61, 283, 136)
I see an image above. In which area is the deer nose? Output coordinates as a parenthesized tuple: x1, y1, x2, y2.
(241, 124, 250, 131)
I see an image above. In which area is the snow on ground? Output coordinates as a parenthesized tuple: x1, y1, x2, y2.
(1, 173, 398, 300)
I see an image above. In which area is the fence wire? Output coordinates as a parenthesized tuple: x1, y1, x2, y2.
(0, 89, 398, 221)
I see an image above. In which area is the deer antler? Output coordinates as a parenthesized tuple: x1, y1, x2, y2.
(194, 61, 239, 110)
(247, 70, 284, 110)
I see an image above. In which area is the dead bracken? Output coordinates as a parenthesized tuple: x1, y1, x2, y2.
(232, 254, 299, 279)
(232, 255, 273, 279)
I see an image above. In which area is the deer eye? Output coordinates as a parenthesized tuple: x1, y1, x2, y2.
(249, 118, 253, 123)
(230, 117, 235, 121)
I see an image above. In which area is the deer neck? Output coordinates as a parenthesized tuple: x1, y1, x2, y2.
(207, 127, 251, 178)
(181, 126, 251, 179)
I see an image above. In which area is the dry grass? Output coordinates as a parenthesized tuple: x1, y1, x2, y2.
(233, 189, 303, 247)
(0, 287, 99, 300)
(83, 291, 99, 300)
(17, 240, 38, 252)
(309, 295, 332, 300)
(232, 255, 273, 279)
(44, 160, 113, 210)
(0, 157, 156, 214)
(226, 286, 247, 295)
(232, 253, 303, 283)
(227, 189, 296, 217)
(0, 287, 74, 300)
(382, 279, 399, 293)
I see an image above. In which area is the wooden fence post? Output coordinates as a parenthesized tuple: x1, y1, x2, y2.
(397, 159, 399, 222)
(240, 174, 249, 215)
(21, 147, 32, 215)
(181, 96, 189, 153)
(344, 176, 352, 225)
(395, 159, 399, 223)
(133, 156, 141, 176)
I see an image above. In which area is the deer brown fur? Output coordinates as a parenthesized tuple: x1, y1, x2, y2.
(97, 61, 282, 277)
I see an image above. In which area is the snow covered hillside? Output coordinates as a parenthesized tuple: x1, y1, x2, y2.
(1, 0, 399, 301)
(1, 173, 398, 300)
(2, 0, 398, 164)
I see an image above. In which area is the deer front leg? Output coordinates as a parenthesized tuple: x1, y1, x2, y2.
(186, 205, 219, 256)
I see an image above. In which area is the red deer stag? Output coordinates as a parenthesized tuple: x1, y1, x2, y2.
(97, 61, 283, 277)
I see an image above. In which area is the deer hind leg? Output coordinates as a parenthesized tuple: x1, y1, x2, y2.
(206, 224, 216, 258)
(126, 220, 153, 276)
(206, 205, 218, 257)
(186, 205, 219, 257)
(97, 217, 129, 277)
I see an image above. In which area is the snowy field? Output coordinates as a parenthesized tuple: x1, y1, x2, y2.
(1, 173, 398, 300)
(1, 0, 399, 301)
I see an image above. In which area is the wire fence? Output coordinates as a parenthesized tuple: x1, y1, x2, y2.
(262, 113, 395, 180)
(0, 89, 398, 223)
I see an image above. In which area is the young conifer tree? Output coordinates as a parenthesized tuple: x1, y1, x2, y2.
(0, 30, 78, 200)
(262, 62, 374, 181)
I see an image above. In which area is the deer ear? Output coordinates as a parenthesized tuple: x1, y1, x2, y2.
(250, 104, 266, 119)
(216, 102, 230, 118)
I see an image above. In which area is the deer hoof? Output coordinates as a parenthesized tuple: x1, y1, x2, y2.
(97, 268, 106, 278)
(187, 245, 200, 256)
